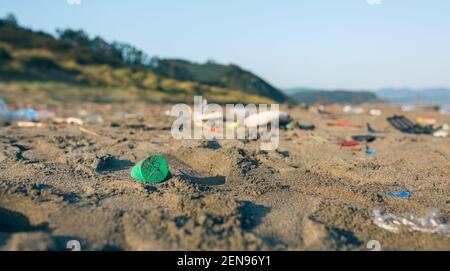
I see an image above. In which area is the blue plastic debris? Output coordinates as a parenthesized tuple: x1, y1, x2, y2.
(366, 149, 379, 155)
(386, 190, 410, 199)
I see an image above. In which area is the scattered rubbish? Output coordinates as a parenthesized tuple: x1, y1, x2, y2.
(201, 140, 221, 150)
(386, 189, 410, 199)
(317, 108, 331, 115)
(298, 124, 316, 131)
(53, 117, 84, 126)
(366, 149, 379, 155)
(352, 135, 378, 143)
(131, 155, 169, 183)
(16, 121, 44, 128)
(15, 121, 42, 128)
(433, 123, 449, 137)
(417, 116, 436, 125)
(372, 209, 450, 236)
(367, 123, 384, 133)
(387, 115, 437, 135)
(309, 135, 329, 143)
(0, 99, 38, 124)
(433, 129, 448, 138)
(327, 121, 361, 128)
(369, 109, 382, 116)
(340, 140, 360, 147)
(343, 105, 364, 114)
(85, 114, 104, 124)
(244, 111, 292, 128)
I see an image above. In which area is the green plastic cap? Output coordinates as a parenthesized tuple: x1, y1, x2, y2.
(131, 155, 169, 183)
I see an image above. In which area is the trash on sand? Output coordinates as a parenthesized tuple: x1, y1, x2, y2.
(0, 99, 38, 124)
(315, 105, 331, 115)
(433, 130, 448, 138)
(85, 114, 104, 124)
(298, 124, 316, 131)
(16, 121, 44, 128)
(369, 109, 382, 116)
(367, 123, 384, 133)
(352, 135, 378, 143)
(386, 189, 410, 199)
(340, 140, 360, 147)
(387, 115, 437, 135)
(245, 111, 292, 128)
(131, 155, 169, 183)
(343, 105, 364, 114)
(309, 135, 329, 143)
(53, 117, 84, 126)
(433, 124, 448, 137)
(417, 117, 436, 125)
(327, 121, 362, 128)
(366, 149, 379, 155)
(372, 209, 450, 236)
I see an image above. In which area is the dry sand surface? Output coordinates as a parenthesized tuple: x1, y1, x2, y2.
(0, 103, 449, 251)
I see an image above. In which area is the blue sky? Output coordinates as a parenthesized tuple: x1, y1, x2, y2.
(1, 0, 450, 90)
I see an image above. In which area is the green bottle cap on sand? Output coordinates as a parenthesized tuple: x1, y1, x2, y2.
(131, 155, 169, 183)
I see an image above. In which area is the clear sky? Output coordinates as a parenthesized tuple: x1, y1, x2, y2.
(1, 0, 450, 90)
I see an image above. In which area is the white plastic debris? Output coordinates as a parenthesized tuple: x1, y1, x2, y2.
(369, 109, 382, 116)
(53, 117, 84, 126)
(433, 130, 448, 138)
(244, 111, 290, 128)
(17, 121, 44, 128)
(343, 105, 364, 114)
(372, 209, 450, 236)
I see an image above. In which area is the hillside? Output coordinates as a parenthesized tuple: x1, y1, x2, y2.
(153, 59, 287, 102)
(0, 14, 284, 105)
(288, 88, 381, 105)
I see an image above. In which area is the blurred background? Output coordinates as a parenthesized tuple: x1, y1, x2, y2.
(1, 0, 450, 106)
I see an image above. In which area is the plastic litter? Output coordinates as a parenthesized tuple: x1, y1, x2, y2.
(417, 116, 436, 125)
(386, 189, 410, 199)
(433, 129, 448, 138)
(16, 121, 44, 128)
(340, 140, 360, 147)
(387, 115, 438, 135)
(53, 117, 84, 126)
(372, 209, 450, 236)
(433, 124, 448, 137)
(352, 135, 378, 143)
(298, 124, 316, 131)
(131, 155, 169, 183)
(366, 149, 379, 155)
(367, 123, 384, 133)
(343, 105, 364, 114)
(0, 99, 38, 124)
(369, 109, 382, 116)
(245, 111, 292, 128)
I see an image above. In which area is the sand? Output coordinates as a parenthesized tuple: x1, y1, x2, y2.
(0, 103, 449, 251)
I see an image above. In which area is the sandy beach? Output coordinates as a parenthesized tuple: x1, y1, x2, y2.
(0, 103, 449, 251)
